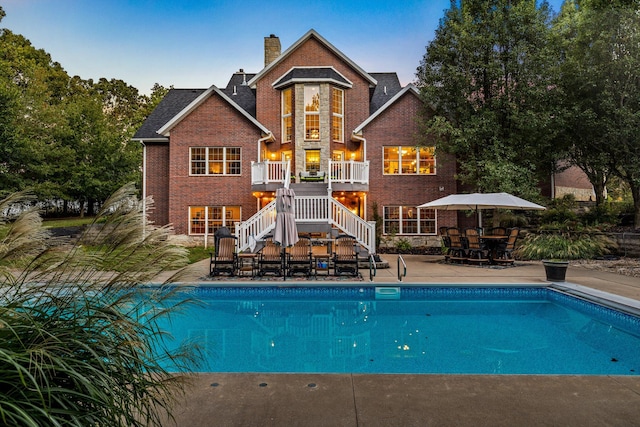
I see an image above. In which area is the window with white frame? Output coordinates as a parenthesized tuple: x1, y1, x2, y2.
(383, 146, 435, 175)
(281, 87, 292, 143)
(304, 85, 320, 140)
(383, 206, 436, 235)
(190, 147, 241, 175)
(189, 206, 241, 235)
(331, 87, 343, 142)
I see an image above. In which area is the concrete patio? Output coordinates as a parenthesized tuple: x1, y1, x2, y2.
(158, 256, 640, 426)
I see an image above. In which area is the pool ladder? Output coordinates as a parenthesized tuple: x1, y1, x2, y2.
(397, 254, 407, 282)
(368, 253, 377, 281)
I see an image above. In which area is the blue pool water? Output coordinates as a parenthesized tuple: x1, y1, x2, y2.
(152, 286, 640, 375)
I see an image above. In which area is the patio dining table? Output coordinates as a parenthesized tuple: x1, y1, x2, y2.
(479, 235, 509, 264)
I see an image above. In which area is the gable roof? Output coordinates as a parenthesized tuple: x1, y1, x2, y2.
(272, 66, 353, 89)
(132, 89, 205, 140)
(156, 84, 272, 137)
(247, 29, 377, 89)
(353, 84, 421, 134)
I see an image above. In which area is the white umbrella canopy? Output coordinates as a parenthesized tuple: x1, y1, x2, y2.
(418, 192, 546, 211)
(418, 192, 546, 227)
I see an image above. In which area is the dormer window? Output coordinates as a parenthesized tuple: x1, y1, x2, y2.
(304, 85, 320, 140)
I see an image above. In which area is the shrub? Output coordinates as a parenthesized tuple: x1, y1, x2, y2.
(0, 185, 201, 427)
(515, 228, 612, 260)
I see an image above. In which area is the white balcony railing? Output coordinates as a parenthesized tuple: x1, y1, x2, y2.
(251, 160, 369, 186)
(327, 160, 369, 187)
(251, 160, 289, 185)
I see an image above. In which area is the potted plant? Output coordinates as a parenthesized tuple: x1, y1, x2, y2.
(516, 225, 612, 282)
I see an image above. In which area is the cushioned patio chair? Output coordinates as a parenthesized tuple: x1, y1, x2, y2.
(257, 237, 284, 276)
(333, 234, 359, 276)
(210, 235, 238, 276)
(286, 236, 313, 277)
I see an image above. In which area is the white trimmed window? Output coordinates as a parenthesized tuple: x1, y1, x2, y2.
(383, 206, 436, 235)
(281, 88, 292, 143)
(304, 85, 320, 140)
(190, 147, 241, 175)
(189, 206, 241, 235)
(383, 146, 436, 175)
(331, 87, 344, 142)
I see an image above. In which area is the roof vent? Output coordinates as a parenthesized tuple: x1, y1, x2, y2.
(384, 86, 387, 95)
(232, 85, 237, 95)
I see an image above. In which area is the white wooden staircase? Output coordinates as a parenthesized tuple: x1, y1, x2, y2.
(235, 184, 375, 254)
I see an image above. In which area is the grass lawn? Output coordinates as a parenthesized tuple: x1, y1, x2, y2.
(42, 217, 211, 265)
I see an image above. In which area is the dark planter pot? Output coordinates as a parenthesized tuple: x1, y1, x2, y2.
(542, 260, 569, 282)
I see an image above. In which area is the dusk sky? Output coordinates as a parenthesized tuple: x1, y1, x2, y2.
(3, 0, 564, 95)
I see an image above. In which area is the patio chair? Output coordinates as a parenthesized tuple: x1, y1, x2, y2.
(446, 227, 467, 263)
(494, 228, 520, 265)
(286, 236, 312, 277)
(333, 234, 359, 276)
(488, 227, 508, 236)
(257, 237, 284, 276)
(210, 236, 238, 276)
(439, 226, 452, 261)
(464, 228, 489, 265)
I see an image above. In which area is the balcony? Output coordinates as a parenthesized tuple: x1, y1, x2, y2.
(251, 159, 369, 191)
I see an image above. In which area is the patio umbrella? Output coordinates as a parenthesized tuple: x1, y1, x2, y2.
(418, 192, 546, 227)
(274, 187, 299, 279)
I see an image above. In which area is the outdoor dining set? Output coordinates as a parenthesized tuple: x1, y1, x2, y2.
(209, 232, 361, 278)
(440, 226, 519, 265)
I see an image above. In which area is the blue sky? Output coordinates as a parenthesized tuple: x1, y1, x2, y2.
(3, 0, 563, 95)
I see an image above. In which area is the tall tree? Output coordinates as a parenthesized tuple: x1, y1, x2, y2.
(556, 0, 640, 225)
(416, 0, 562, 201)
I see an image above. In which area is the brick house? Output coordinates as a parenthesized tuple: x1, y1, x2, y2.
(131, 29, 468, 252)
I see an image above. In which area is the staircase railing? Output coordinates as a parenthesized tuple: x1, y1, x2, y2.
(328, 198, 375, 253)
(235, 195, 376, 253)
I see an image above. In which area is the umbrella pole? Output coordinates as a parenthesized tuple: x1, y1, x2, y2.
(282, 247, 286, 281)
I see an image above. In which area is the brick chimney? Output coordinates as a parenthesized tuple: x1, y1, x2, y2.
(264, 34, 281, 67)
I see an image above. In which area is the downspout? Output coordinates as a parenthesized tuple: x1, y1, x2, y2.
(351, 133, 366, 160)
(140, 141, 147, 239)
(257, 132, 275, 162)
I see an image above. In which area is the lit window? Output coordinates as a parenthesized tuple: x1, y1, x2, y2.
(383, 206, 436, 235)
(282, 88, 292, 143)
(304, 85, 320, 140)
(190, 147, 241, 176)
(332, 87, 343, 142)
(189, 206, 241, 235)
(383, 146, 435, 175)
(305, 149, 320, 173)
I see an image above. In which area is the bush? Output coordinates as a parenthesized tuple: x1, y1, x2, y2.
(515, 228, 612, 260)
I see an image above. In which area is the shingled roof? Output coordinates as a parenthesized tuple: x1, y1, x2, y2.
(272, 67, 352, 89)
(133, 89, 205, 140)
(220, 71, 257, 117)
(369, 73, 403, 115)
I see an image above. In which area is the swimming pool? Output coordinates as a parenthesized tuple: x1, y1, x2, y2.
(151, 286, 640, 375)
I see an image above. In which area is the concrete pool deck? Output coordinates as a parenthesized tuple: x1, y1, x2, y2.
(159, 256, 640, 426)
